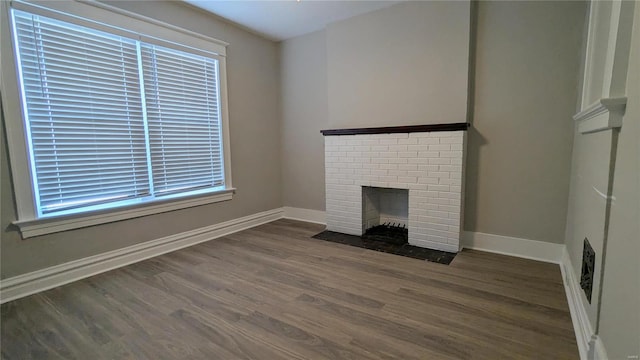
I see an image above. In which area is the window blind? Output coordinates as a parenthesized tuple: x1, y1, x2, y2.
(141, 44, 224, 195)
(10, 9, 226, 217)
(12, 10, 150, 214)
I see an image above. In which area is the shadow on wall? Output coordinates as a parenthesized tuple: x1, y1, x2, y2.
(463, 126, 488, 232)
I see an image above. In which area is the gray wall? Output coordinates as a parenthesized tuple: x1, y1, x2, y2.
(466, 1, 585, 243)
(1, 1, 282, 278)
(280, 1, 585, 245)
(280, 31, 327, 211)
(326, 1, 471, 128)
(595, 4, 640, 357)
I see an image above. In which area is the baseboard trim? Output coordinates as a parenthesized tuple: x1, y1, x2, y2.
(282, 206, 326, 224)
(560, 247, 597, 360)
(462, 231, 564, 264)
(0, 208, 283, 304)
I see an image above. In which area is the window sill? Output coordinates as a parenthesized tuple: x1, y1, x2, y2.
(12, 188, 235, 239)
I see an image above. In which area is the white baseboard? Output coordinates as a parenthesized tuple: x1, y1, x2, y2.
(282, 206, 326, 224)
(462, 231, 564, 264)
(409, 238, 459, 253)
(0, 208, 283, 304)
(560, 247, 599, 360)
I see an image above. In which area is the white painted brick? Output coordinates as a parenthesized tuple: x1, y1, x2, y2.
(418, 165, 439, 171)
(407, 183, 428, 190)
(407, 158, 430, 164)
(434, 131, 457, 138)
(418, 151, 440, 158)
(417, 177, 438, 185)
(408, 132, 432, 138)
(379, 175, 398, 183)
(379, 164, 398, 170)
(440, 151, 462, 158)
(440, 137, 463, 144)
(429, 158, 450, 165)
(397, 176, 417, 183)
(379, 138, 398, 145)
(427, 235, 448, 244)
(430, 198, 450, 205)
(398, 138, 418, 145)
(438, 205, 459, 213)
(389, 144, 408, 152)
(372, 158, 389, 164)
(428, 171, 449, 179)
(439, 178, 462, 186)
(370, 133, 408, 139)
(428, 184, 450, 192)
(429, 144, 451, 151)
(439, 165, 461, 172)
(398, 151, 418, 158)
(388, 169, 408, 176)
(399, 164, 418, 171)
(407, 145, 430, 152)
(325, 131, 464, 252)
(370, 181, 389, 188)
(418, 137, 440, 145)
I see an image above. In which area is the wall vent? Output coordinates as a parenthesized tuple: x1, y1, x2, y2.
(580, 238, 595, 303)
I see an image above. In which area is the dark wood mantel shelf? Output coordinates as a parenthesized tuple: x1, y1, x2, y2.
(320, 123, 470, 136)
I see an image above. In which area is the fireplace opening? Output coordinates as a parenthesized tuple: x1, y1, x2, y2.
(362, 186, 409, 245)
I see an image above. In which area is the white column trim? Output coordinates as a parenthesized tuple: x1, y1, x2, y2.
(573, 97, 627, 134)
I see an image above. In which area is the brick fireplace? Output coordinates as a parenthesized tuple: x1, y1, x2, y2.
(321, 124, 468, 253)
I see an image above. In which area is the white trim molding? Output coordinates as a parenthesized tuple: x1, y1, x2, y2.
(282, 206, 326, 224)
(462, 231, 564, 264)
(14, 189, 235, 239)
(573, 97, 627, 134)
(559, 247, 609, 360)
(0, 208, 283, 304)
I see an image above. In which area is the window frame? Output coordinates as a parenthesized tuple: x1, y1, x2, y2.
(1, 0, 234, 238)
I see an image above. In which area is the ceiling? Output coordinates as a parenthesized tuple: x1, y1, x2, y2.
(184, 0, 403, 41)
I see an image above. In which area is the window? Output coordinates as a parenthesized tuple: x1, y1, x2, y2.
(1, 1, 232, 237)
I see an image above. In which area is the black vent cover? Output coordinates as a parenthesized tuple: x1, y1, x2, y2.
(580, 238, 595, 303)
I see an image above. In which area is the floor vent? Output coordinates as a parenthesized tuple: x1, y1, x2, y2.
(580, 238, 595, 303)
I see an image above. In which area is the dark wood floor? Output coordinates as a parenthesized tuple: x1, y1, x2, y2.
(1, 219, 578, 359)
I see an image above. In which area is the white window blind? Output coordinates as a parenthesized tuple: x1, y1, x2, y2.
(10, 8, 226, 218)
(141, 44, 224, 195)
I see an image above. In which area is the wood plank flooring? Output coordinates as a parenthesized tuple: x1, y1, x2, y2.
(0, 219, 578, 359)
